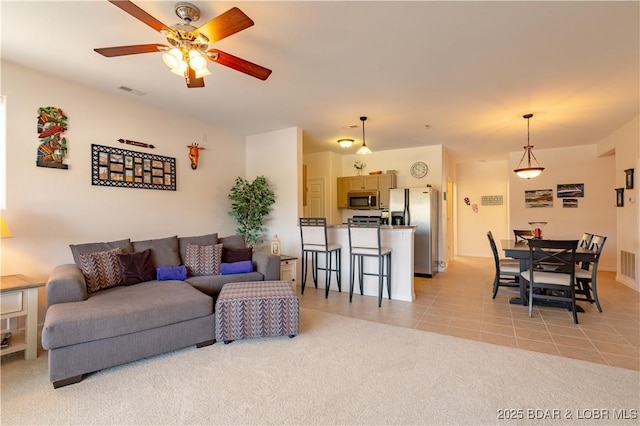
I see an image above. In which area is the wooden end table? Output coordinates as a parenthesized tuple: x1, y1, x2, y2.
(1, 274, 45, 360)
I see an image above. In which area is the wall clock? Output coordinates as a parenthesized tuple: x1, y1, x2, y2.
(410, 161, 428, 178)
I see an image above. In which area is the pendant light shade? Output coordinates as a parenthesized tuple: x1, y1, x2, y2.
(514, 113, 544, 179)
(356, 116, 372, 155)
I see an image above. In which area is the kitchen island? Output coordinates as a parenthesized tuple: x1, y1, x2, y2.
(304, 224, 416, 302)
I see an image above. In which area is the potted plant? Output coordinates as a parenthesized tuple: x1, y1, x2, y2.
(228, 176, 276, 247)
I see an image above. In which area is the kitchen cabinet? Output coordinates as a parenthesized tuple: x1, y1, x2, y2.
(348, 175, 379, 191)
(337, 177, 348, 209)
(337, 174, 396, 209)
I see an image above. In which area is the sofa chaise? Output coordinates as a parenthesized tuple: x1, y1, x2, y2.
(41, 233, 280, 388)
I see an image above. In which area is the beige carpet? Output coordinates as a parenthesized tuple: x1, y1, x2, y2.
(1, 308, 638, 425)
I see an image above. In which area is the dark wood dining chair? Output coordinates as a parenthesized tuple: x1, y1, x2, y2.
(520, 239, 579, 324)
(578, 233, 594, 249)
(487, 231, 520, 299)
(299, 217, 342, 298)
(575, 235, 607, 312)
(513, 229, 534, 243)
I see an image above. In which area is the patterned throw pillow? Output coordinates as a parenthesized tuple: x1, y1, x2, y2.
(79, 248, 124, 294)
(185, 243, 223, 276)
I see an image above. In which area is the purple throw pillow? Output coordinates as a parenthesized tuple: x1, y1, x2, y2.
(156, 265, 187, 281)
(220, 260, 254, 275)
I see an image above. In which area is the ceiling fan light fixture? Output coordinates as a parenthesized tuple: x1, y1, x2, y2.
(514, 113, 545, 179)
(356, 116, 372, 155)
(337, 138, 354, 148)
(170, 60, 188, 76)
(188, 49, 207, 71)
(195, 67, 211, 78)
(162, 48, 183, 69)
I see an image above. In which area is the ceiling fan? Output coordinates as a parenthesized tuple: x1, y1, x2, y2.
(94, 0, 272, 88)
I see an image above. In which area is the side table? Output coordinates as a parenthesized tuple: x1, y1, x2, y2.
(279, 255, 298, 291)
(1, 274, 45, 360)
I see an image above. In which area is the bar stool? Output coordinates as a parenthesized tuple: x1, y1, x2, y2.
(299, 217, 341, 298)
(347, 217, 392, 307)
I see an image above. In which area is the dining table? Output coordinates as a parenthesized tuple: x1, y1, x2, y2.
(500, 239, 597, 310)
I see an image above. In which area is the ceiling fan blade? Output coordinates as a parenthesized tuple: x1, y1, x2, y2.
(208, 49, 272, 81)
(94, 44, 166, 57)
(193, 7, 254, 44)
(108, 0, 172, 33)
(186, 67, 205, 88)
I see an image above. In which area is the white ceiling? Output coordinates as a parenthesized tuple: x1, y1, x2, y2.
(2, 1, 638, 163)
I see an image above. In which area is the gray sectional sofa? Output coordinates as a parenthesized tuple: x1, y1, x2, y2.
(41, 233, 280, 388)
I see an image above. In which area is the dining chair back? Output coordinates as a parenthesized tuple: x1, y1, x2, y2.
(575, 234, 607, 312)
(521, 239, 579, 324)
(487, 231, 520, 299)
(513, 229, 534, 243)
(347, 217, 392, 307)
(299, 217, 342, 298)
(578, 233, 594, 249)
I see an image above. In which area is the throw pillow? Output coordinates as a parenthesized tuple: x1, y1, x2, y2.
(219, 235, 246, 250)
(117, 249, 155, 286)
(156, 265, 187, 281)
(132, 236, 181, 268)
(220, 260, 254, 275)
(178, 233, 218, 265)
(79, 248, 124, 294)
(185, 243, 223, 276)
(70, 238, 132, 269)
(222, 247, 252, 263)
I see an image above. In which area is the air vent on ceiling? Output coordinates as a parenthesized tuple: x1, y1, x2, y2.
(118, 86, 146, 96)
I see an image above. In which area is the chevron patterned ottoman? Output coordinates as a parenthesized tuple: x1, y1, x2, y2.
(215, 281, 299, 344)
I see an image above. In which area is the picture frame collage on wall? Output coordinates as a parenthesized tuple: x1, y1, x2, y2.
(524, 183, 584, 209)
(91, 144, 176, 191)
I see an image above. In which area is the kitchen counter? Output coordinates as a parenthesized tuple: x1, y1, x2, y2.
(304, 225, 416, 301)
(329, 224, 416, 230)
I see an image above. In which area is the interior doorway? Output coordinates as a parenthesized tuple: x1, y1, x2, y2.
(305, 177, 326, 218)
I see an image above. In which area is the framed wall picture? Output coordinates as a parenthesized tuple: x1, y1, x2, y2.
(91, 144, 176, 191)
(616, 188, 624, 207)
(625, 168, 634, 189)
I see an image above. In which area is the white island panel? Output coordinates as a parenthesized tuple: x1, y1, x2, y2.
(302, 226, 415, 302)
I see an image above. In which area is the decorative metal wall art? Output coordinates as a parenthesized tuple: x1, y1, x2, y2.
(625, 168, 634, 189)
(187, 143, 205, 170)
(91, 144, 176, 191)
(616, 188, 624, 207)
(36, 106, 68, 169)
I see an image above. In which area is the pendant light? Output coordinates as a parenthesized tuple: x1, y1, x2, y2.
(356, 116, 372, 155)
(514, 113, 544, 179)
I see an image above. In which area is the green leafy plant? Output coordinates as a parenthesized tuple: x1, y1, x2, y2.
(228, 176, 276, 247)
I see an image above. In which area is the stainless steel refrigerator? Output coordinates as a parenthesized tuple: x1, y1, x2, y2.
(389, 187, 438, 277)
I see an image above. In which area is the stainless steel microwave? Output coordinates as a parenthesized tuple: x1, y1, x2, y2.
(347, 191, 380, 210)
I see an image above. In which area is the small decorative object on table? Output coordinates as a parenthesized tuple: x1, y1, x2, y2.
(528, 221, 547, 239)
(270, 234, 281, 256)
(354, 161, 366, 176)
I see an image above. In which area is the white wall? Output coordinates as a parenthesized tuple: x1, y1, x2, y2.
(456, 160, 510, 257)
(1, 61, 248, 318)
(246, 127, 302, 259)
(596, 116, 639, 290)
(508, 144, 616, 271)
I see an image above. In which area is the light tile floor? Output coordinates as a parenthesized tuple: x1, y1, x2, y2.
(297, 256, 639, 371)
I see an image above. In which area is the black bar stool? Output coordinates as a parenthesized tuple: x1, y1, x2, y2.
(299, 217, 341, 298)
(347, 217, 391, 307)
